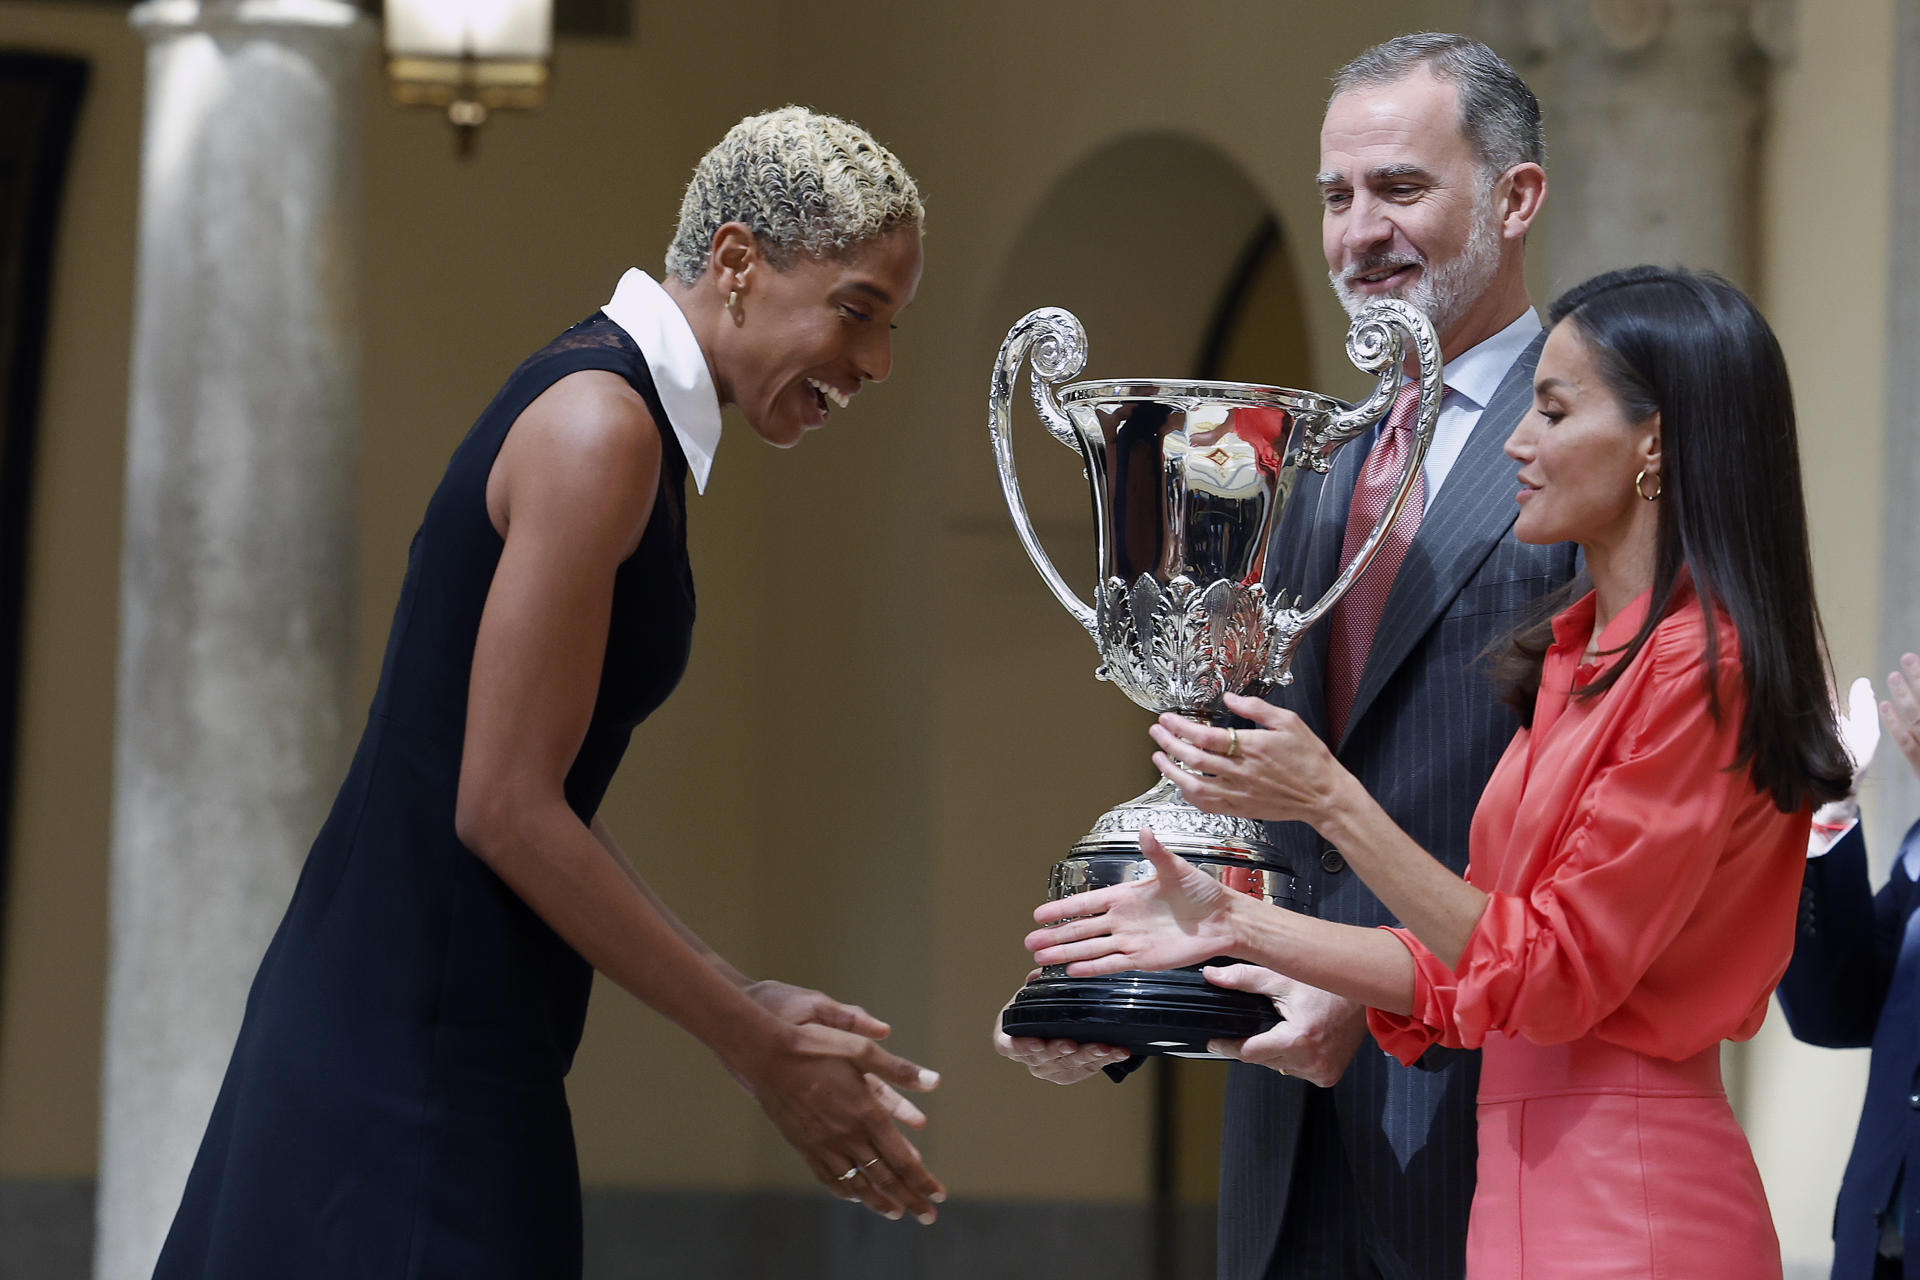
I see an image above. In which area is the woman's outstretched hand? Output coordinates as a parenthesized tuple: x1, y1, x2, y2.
(1025, 829, 1242, 975)
(1149, 692, 1348, 825)
(742, 1019, 947, 1224)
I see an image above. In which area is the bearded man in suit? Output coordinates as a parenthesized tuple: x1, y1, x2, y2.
(997, 32, 1579, 1280)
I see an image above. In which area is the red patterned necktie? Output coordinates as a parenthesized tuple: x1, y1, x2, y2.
(1325, 381, 1428, 742)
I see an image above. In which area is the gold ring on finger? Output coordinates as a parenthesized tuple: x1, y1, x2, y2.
(1225, 727, 1239, 759)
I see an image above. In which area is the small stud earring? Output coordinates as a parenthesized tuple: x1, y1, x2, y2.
(726, 289, 738, 313)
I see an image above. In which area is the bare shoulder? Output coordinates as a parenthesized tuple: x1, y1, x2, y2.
(488, 370, 664, 548)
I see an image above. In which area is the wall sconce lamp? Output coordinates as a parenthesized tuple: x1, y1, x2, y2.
(384, 0, 554, 157)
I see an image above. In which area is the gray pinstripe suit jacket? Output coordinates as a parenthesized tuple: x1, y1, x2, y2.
(1217, 331, 1579, 1280)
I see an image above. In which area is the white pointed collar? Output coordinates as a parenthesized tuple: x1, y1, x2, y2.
(600, 268, 722, 494)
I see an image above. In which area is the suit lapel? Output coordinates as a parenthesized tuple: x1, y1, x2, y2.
(1337, 331, 1545, 751)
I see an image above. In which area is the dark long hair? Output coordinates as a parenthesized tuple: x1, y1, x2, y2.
(1490, 265, 1849, 813)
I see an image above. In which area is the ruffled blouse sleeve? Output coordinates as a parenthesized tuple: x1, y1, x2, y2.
(1369, 618, 1776, 1063)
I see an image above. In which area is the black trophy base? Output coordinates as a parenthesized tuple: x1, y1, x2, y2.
(1001, 963, 1280, 1058)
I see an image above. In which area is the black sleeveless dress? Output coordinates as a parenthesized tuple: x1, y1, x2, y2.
(154, 313, 696, 1280)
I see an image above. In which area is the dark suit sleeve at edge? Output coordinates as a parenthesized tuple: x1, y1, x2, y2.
(1777, 823, 1911, 1048)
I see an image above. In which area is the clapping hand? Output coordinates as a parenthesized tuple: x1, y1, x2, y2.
(1885, 653, 1920, 781)
(744, 980, 928, 1130)
(1832, 676, 1881, 791)
(738, 981, 946, 1224)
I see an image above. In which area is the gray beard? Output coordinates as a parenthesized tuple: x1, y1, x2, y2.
(1329, 207, 1503, 340)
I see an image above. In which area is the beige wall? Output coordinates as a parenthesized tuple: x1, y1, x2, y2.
(0, 0, 1898, 1264)
(1743, 0, 1895, 1265)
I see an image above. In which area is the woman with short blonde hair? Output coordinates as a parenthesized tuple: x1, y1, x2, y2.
(155, 107, 936, 1278)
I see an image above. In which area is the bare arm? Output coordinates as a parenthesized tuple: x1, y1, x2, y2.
(455, 372, 942, 1221)
(587, 815, 752, 987)
(1309, 773, 1486, 968)
(1219, 869, 1420, 1012)
(457, 372, 773, 1070)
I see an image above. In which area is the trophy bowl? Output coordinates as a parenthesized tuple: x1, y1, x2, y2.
(991, 300, 1440, 1057)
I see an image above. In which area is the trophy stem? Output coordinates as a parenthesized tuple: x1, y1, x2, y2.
(1072, 771, 1274, 862)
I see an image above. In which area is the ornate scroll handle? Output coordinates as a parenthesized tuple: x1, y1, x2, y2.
(988, 307, 1098, 639)
(1265, 299, 1441, 683)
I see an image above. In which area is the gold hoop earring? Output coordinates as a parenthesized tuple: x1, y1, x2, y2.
(1634, 468, 1663, 501)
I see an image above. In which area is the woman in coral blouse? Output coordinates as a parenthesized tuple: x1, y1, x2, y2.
(1026, 265, 1852, 1278)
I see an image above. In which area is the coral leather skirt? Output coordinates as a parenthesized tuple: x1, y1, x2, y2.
(1466, 1032, 1781, 1279)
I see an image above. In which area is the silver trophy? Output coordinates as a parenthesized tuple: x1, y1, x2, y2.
(993, 298, 1441, 1056)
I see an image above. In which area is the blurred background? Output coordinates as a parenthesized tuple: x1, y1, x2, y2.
(0, 0, 1913, 1276)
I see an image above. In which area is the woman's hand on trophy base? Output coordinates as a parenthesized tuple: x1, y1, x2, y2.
(1202, 965, 1370, 1087)
(747, 1021, 947, 1223)
(1150, 693, 1348, 826)
(1026, 829, 1241, 975)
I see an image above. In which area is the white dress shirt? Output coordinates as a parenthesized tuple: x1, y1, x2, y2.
(1419, 307, 1544, 501)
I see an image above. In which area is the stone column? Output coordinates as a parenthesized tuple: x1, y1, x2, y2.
(95, 3, 368, 1277)
(1478, 0, 1792, 292)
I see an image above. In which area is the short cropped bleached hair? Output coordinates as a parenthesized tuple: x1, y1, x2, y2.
(664, 106, 924, 283)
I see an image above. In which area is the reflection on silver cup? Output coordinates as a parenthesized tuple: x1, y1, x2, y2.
(992, 299, 1441, 1057)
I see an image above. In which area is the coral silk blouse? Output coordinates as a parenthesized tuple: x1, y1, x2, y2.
(1370, 585, 1811, 1065)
